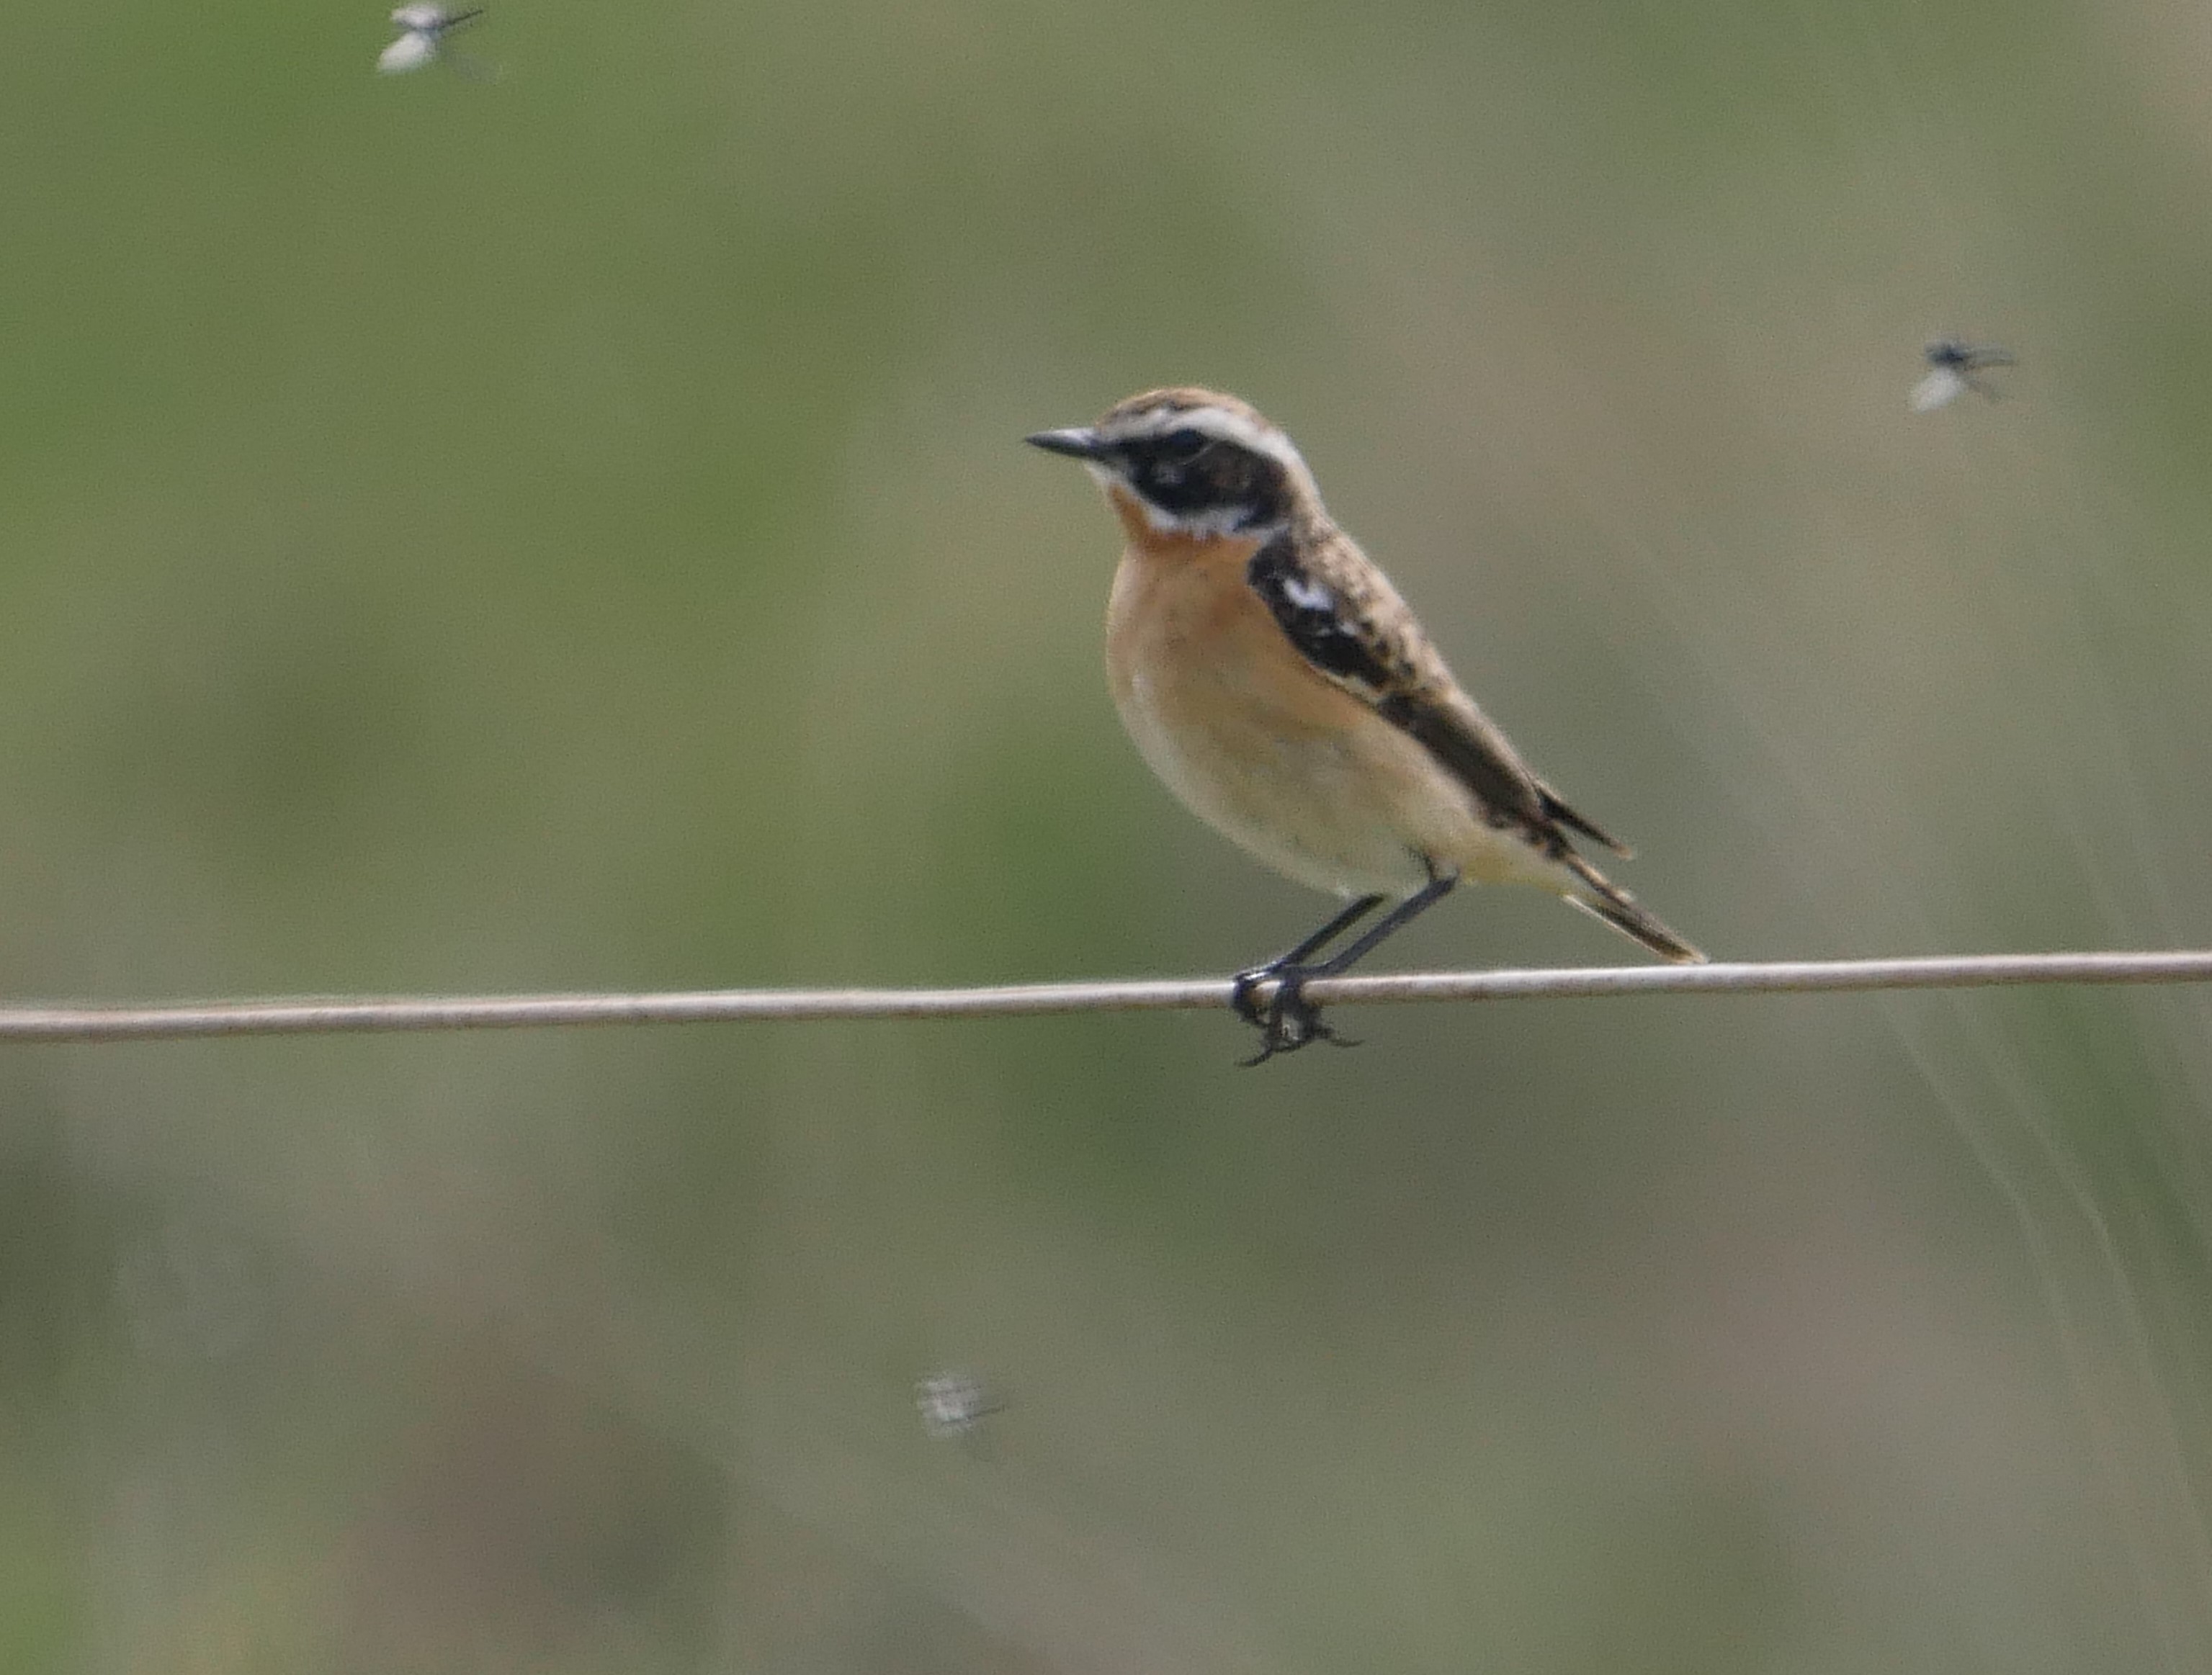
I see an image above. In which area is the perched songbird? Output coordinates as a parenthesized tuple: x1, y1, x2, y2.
(1909, 338, 2015, 412)
(377, 4, 493, 76)
(1029, 387, 1703, 1061)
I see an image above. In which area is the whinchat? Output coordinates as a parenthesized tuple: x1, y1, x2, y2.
(1029, 387, 1703, 1062)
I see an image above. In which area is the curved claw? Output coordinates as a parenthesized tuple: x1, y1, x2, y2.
(1239, 1036, 1288, 1068)
(1223, 878, 1455, 1064)
(1232, 966, 1362, 1066)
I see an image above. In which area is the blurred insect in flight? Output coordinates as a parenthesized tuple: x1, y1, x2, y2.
(1909, 339, 2015, 412)
(915, 1370, 1005, 1439)
(378, 4, 498, 78)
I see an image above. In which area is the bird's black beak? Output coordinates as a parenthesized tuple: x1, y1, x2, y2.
(1025, 426, 1110, 460)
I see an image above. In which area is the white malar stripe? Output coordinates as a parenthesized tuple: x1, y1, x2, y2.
(1134, 497, 1266, 540)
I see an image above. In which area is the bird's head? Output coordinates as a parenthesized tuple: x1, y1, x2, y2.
(1027, 387, 1316, 541)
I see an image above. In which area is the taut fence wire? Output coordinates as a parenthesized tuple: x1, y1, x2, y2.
(0, 951, 2208, 1044)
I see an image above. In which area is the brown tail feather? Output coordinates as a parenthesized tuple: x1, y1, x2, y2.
(1557, 853, 1706, 963)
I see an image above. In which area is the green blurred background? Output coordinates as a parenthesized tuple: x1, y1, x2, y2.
(2, 0, 2212, 1667)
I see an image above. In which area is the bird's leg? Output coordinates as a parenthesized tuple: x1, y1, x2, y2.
(1238, 871, 1460, 1066)
(1231, 894, 1384, 1030)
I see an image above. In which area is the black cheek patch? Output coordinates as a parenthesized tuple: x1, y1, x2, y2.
(1223, 454, 1289, 529)
(1124, 441, 1289, 529)
(1133, 459, 1228, 519)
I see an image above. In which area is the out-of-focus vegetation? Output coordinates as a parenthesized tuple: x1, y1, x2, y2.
(2, 0, 2212, 1668)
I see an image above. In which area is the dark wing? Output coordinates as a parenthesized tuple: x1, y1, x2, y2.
(1534, 778, 1631, 856)
(1245, 531, 1631, 857)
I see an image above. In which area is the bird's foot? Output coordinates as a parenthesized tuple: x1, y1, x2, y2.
(1230, 964, 1361, 1066)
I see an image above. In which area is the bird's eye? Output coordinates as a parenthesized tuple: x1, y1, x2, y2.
(1158, 428, 1211, 460)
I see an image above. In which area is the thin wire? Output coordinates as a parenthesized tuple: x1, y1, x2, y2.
(3, 950, 2211, 1043)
